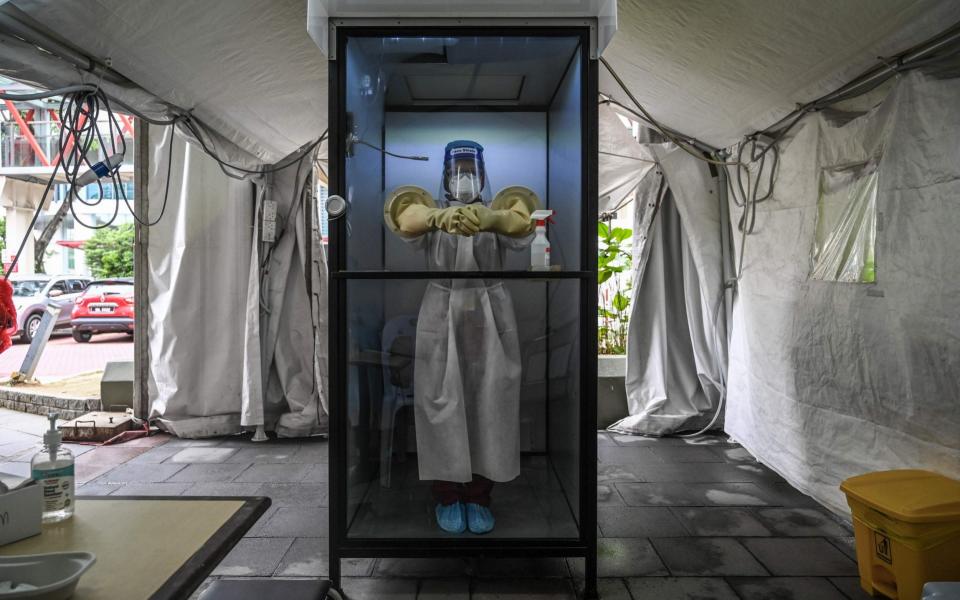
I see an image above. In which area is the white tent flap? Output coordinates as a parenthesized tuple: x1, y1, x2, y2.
(726, 70, 960, 513)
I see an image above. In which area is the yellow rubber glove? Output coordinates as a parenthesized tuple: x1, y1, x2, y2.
(464, 186, 540, 237)
(425, 205, 480, 236)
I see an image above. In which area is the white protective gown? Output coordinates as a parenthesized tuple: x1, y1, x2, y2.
(404, 201, 532, 483)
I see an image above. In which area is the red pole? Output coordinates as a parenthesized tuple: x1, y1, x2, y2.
(2, 99, 51, 167)
(118, 114, 135, 137)
(50, 111, 88, 167)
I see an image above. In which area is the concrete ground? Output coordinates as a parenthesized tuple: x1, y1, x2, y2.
(0, 408, 869, 600)
(0, 333, 133, 380)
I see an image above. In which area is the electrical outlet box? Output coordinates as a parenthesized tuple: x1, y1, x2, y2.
(262, 219, 277, 243)
(262, 200, 278, 221)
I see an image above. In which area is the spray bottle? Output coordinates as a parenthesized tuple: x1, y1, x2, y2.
(530, 209, 554, 271)
(30, 413, 74, 523)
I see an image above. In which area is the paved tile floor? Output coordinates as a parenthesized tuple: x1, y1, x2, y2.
(0, 408, 869, 599)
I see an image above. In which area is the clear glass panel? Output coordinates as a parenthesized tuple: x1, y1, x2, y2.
(344, 278, 581, 539)
(343, 35, 583, 272)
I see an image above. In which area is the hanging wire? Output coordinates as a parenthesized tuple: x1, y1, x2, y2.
(1, 86, 180, 276)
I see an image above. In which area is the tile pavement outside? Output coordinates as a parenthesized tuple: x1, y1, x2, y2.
(0, 408, 868, 599)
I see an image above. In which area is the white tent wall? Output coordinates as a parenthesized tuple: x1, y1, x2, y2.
(146, 125, 260, 437)
(610, 148, 728, 436)
(726, 70, 960, 514)
(146, 125, 327, 438)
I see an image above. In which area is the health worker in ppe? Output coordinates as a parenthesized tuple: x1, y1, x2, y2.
(383, 140, 540, 535)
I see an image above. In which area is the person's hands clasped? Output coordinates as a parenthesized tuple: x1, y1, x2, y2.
(431, 206, 481, 236)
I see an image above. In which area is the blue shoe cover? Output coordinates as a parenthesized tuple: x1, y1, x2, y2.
(466, 503, 495, 534)
(435, 502, 466, 533)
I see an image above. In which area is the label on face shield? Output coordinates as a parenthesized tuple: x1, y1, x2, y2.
(449, 147, 478, 157)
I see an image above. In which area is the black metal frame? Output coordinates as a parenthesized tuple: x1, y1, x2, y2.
(328, 24, 598, 598)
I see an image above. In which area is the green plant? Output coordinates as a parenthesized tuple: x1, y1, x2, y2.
(598, 222, 632, 355)
(84, 223, 134, 278)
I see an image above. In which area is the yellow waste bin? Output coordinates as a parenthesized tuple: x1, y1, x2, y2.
(841, 470, 960, 600)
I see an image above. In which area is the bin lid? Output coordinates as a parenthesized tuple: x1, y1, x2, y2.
(841, 470, 960, 523)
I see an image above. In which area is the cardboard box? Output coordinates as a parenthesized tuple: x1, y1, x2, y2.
(0, 479, 42, 546)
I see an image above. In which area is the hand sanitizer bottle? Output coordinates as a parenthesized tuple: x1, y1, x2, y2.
(30, 413, 74, 523)
(530, 210, 554, 271)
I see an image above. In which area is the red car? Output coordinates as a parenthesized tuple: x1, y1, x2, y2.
(70, 278, 135, 342)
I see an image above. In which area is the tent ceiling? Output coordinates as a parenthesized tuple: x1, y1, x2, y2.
(6, 0, 958, 158)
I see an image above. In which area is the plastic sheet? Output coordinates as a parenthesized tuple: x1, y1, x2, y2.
(811, 163, 878, 282)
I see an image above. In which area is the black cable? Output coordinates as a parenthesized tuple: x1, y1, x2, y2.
(180, 118, 327, 178)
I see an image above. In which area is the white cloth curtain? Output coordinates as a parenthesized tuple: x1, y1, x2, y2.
(609, 148, 727, 436)
(725, 70, 960, 513)
(148, 125, 327, 437)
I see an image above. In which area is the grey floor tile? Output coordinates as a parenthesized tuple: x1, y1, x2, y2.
(626, 577, 740, 599)
(754, 482, 820, 508)
(609, 433, 662, 446)
(755, 508, 851, 537)
(75, 446, 151, 466)
(598, 445, 659, 464)
(598, 507, 687, 537)
(274, 537, 374, 577)
(225, 446, 301, 464)
(123, 445, 182, 464)
(473, 578, 576, 599)
(76, 483, 121, 496)
(255, 506, 328, 537)
(649, 446, 724, 463)
(617, 482, 773, 507)
(728, 576, 851, 600)
(597, 464, 645, 484)
(597, 484, 625, 506)
(167, 463, 250, 483)
(61, 443, 94, 457)
(168, 447, 237, 463)
(234, 463, 313, 483)
(182, 482, 263, 497)
(475, 557, 570, 578)
(680, 434, 735, 446)
(340, 577, 417, 600)
(162, 438, 223, 447)
(826, 537, 859, 561)
(375, 557, 471, 578)
(740, 538, 859, 576)
(588, 579, 632, 600)
(650, 538, 767, 576)
(418, 578, 469, 599)
(113, 482, 191, 496)
(301, 463, 328, 483)
(597, 432, 618, 446)
(630, 462, 781, 484)
(671, 507, 773, 536)
(211, 537, 293, 576)
(829, 576, 873, 599)
(92, 462, 185, 484)
(256, 483, 328, 506)
(714, 446, 758, 462)
(288, 441, 328, 463)
(569, 538, 667, 578)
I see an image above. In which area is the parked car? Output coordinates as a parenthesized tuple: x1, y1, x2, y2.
(10, 275, 92, 342)
(70, 278, 135, 342)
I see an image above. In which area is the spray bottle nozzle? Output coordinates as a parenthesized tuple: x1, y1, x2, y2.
(530, 209, 555, 226)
